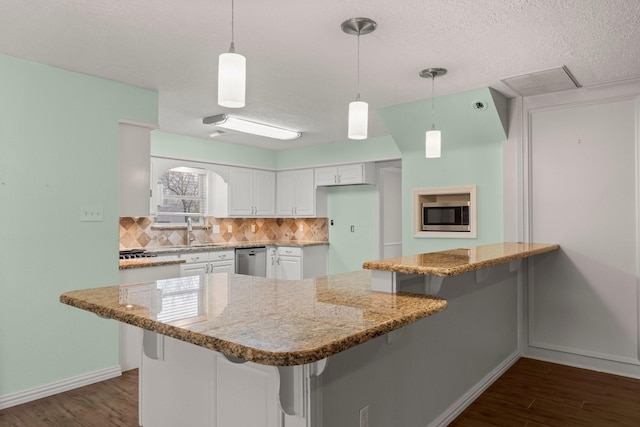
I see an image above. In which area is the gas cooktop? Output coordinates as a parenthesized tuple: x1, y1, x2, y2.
(119, 249, 157, 260)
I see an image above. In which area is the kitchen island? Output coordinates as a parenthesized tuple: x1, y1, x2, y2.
(61, 242, 558, 426)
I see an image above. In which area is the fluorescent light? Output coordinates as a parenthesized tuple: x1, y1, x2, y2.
(348, 100, 368, 140)
(203, 114, 301, 140)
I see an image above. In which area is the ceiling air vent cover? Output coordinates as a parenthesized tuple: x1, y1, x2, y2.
(501, 66, 581, 96)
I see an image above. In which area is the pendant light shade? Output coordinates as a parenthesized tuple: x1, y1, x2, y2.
(348, 100, 368, 140)
(425, 130, 441, 158)
(341, 17, 376, 140)
(420, 68, 447, 158)
(218, 51, 246, 108)
(218, 0, 245, 108)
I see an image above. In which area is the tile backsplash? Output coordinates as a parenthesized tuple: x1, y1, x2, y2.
(119, 217, 329, 250)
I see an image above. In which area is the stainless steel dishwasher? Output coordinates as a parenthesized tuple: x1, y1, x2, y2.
(234, 247, 267, 276)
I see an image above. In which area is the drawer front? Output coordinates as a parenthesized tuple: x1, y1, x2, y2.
(210, 250, 234, 261)
(277, 247, 302, 257)
(180, 252, 209, 263)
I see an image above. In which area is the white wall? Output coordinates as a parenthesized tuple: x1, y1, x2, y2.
(510, 79, 640, 377)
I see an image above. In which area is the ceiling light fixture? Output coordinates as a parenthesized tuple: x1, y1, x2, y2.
(203, 114, 301, 140)
(341, 17, 376, 140)
(218, 0, 245, 108)
(419, 68, 447, 158)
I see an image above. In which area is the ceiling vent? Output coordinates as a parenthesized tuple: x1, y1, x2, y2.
(501, 66, 581, 96)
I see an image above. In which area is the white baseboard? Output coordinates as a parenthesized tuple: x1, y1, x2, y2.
(428, 351, 521, 427)
(0, 366, 122, 410)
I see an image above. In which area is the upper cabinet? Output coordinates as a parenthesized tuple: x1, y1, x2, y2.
(119, 121, 157, 217)
(227, 167, 275, 216)
(276, 169, 316, 217)
(314, 163, 375, 186)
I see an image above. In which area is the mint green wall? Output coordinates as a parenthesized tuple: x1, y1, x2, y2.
(276, 135, 400, 169)
(327, 186, 377, 274)
(0, 54, 157, 396)
(379, 87, 507, 255)
(152, 131, 277, 169)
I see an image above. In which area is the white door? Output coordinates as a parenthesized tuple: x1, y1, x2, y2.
(314, 166, 337, 186)
(276, 171, 295, 216)
(337, 164, 363, 184)
(277, 255, 302, 280)
(229, 167, 254, 216)
(293, 169, 315, 216)
(180, 262, 208, 277)
(254, 170, 276, 216)
(215, 355, 281, 427)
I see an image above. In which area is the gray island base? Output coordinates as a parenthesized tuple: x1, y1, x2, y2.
(61, 242, 558, 426)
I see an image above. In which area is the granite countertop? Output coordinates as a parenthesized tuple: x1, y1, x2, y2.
(145, 240, 329, 255)
(60, 270, 446, 366)
(119, 257, 186, 270)
(120, 241, 329, 270)
(362, 242, 560, 277)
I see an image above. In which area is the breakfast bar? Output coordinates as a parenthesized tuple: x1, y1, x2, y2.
(60, 242, 559, 426)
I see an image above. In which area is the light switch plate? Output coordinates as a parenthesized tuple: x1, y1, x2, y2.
(80, 205, 104, 222)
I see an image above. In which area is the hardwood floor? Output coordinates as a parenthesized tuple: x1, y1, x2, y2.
(2, 359, 640, 426)
(450, 357, 640, 427)
(0, 370, 139, 427)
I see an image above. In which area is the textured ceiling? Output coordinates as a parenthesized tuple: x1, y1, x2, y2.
(1, 0, 639, 150)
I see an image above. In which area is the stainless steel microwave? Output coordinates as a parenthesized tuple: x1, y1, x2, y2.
(422, 201, 470, 231)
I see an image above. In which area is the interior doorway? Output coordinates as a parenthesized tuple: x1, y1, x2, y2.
(377, 161, 402, 258)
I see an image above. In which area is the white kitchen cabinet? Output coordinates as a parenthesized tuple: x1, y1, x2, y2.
(266, 246, 277, 279)
(118, 259, 181, 372)
(228, 167, 275, 216)
(314, 163, 375, 186)
(268, 246, 328, 280)
(140, 335, 280, 427)
(118, 120, 157, 217)
(180, 250, 235, 276)
(276, 169, 317, 217)
(276, 247, 303, 280)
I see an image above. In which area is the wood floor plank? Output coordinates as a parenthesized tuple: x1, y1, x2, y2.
(452, 358, 640, 427)
(2, 358, 640, 426)
(0, 370, 139, 427)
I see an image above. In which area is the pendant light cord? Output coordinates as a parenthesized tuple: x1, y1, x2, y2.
(356, 32, 361, 101)
(229, 0, 236, 53)
(431, 75, 436, 130)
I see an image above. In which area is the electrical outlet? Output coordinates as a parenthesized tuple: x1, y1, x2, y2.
(360, 405, 369, 427)
(227, 225, 233, 233)
(251, 224, 256, 232)
(80, 205, 104, 222)
(298, 224, 303, 232)
(212, 225, 220, 233)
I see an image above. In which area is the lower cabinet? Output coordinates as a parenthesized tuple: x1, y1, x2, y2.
(118, 261, 181, 372)
(179, 250, 235, 277)
(267, 246, 328, 280)
(140, 334, 281, 427)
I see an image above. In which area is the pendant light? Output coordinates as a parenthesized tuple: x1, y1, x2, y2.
(419, 68, 447, 158)
(218, 0, 246, 108)
(341, 17, 376, 140)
